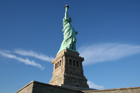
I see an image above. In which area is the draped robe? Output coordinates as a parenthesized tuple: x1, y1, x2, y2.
(58, 18, 78, 54)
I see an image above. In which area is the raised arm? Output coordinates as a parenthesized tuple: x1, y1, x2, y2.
(64, 4, 69, 19)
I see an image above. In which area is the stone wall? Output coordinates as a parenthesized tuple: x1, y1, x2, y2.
(16, 81, 34, 93)
(83, 87, 140, 93)
(16, 81, 140, 93)
(16, 81, 82, 93)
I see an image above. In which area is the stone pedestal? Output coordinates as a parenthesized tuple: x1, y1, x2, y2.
(49, 49, 89, 90)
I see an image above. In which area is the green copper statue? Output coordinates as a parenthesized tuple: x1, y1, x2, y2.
(58, 5, 78, 54)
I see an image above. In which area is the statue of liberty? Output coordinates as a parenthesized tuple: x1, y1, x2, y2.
(58, 5, 78, 54)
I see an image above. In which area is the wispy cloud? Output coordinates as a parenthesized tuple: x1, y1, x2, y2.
(78, 43, 140, 66)
(87, 81, 104, 89)
(14, 49, 54, 62)
(0, 51, 44, 70)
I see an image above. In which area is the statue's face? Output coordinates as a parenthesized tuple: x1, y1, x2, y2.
(67, 17, 71, 23)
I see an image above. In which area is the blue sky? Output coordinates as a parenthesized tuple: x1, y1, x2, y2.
(0, 0, 140, 93)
